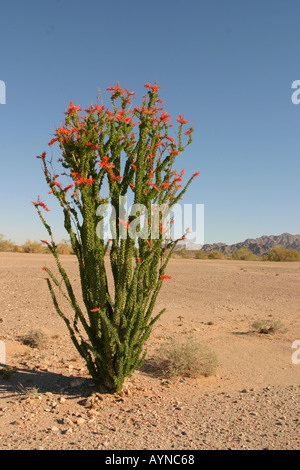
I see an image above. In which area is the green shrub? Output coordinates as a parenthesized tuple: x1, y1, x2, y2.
(265, 245, 300, 262)
(208, 250, 223, 259)
(232, 247, 256, 261)
(194, 250, 207, 259)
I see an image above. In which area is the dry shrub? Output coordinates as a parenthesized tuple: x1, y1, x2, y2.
(21, 329, 49, 349)
(153, 336, 218, 379)
(251, 318, 288, 335)
(0, 234, 16, 252)
(21, 240, 47, 254)
(57, 242, 74, 255)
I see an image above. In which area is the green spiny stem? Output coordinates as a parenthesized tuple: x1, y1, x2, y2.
(34, 82, 197, 392)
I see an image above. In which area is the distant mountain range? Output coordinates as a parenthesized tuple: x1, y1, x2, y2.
(182, 233, 300, 256)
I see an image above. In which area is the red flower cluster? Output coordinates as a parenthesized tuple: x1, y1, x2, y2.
(71, 172, 95, 186)
(65, 100, 81, 116)
(144, 83, 160, 93)
(176, 114, 188, 125)
(32, 200, 50, 212)
(119, 218, 129, 229)
(107, 81, 125, 96)
(85, 142, 99, 150)
(36, 151, 46, 159)
(99, 156, 115, 169)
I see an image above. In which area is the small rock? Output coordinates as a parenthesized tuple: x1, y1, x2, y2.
(76, 417, 86, 426)
(61, 428, 73, 435)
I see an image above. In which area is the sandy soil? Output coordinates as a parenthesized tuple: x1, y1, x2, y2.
(0, 253, 299, 450)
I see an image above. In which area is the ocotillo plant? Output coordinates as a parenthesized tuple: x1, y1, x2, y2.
(33, 82, 199, 392)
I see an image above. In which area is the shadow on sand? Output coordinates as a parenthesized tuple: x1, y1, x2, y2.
(0, 364, 94, 399)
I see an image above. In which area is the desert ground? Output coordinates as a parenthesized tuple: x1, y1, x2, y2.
(0, 252, 299, 450)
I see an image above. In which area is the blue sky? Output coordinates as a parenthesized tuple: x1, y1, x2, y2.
(0, 0, 299, 245)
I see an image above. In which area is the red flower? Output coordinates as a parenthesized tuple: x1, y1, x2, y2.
(85, 142, 99, 150)
(160, 111, 171, 122)
(176, 114, 188, 125)
(159, 275, 172, 280)
(36, 151, 46, 159)
(41, 240, 50, 245)
(42, 266, 47, 270)
(90, 308, 100, 312)
(65, 100, 81, 116)
(48, 137, 59, 146)
(192, 171, 200, 178)
(32, 200, 50, 212)
(108, 169, 123, 182)
(51, 181, 62, 190)
(63, 184, 74, 192)
(71, 172, 95, 186)
(39, 202, 50, 211)
(107, 81, 125, 96)
(119, 218, 129, 229)
(137, 257, 142, 263)
(144, 83, 160, 93)
(99, 156, 115, 169)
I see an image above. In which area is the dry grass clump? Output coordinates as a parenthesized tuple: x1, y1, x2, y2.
(153, 336, 218, 379)
(20, 329, 49, 349)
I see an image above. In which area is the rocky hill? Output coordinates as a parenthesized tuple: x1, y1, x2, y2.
(184, 233, 300, 256)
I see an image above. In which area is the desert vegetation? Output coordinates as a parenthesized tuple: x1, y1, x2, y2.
(173, 245, 300, 261)
(0, 235, 73, 255)
(30, 82, 199, 393)
(2, 233, 299, 262)
(262, 245, 300, 262)
(152, 336, 218, 379)
(251, 318, 288, 335)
